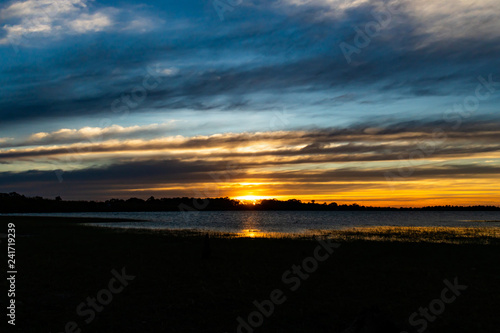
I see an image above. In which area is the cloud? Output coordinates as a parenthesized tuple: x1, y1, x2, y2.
(0, 119, 498, 204)
(0, 156, 498, 201)
(404, 0, 500, 44)
(2, 120, 500, 169)
(1, 0, 86, 18)
(0, 122, 177, 148)
(68, 12, 112, 33)
(0, 0, 157, 46)
(0, 0, 102, 44)
(282, 0, 500, 43)
(1, 0, 499, 126)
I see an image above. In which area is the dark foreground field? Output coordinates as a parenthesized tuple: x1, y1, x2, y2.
(2, 216, 500, 333)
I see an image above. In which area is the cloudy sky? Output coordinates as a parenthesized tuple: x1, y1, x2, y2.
(0, 0, 499, 206)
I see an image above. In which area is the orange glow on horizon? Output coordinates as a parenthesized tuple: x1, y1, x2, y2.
(115, 177, 500, 208)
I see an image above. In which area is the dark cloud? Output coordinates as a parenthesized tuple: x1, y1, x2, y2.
(0, 157, 497, 200)
(1, 119, 500, 162)
(1, 0, 500, 125)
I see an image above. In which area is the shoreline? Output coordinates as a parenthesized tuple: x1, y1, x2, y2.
(2, 215, 499, 332)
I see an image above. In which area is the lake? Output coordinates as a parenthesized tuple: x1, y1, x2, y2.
(8, 210, 500, 236)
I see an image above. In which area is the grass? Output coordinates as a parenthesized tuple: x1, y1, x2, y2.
(83, 222, 500, 244)
(316, 226, 500, 244)
(1, 216, 499, 332)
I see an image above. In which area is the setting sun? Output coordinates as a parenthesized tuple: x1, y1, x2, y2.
(233, 195, 275, 204)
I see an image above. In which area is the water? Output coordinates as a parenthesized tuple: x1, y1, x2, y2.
(8, 210, 500, 236)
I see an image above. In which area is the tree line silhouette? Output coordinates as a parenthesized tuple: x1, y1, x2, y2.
(0, 192, 499, 213)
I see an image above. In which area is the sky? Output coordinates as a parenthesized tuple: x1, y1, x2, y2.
(0, 0, 499, 206)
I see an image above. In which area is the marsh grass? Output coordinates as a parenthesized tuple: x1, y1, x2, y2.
(83, 221, 500, 244)
(316, 226, 500, 244)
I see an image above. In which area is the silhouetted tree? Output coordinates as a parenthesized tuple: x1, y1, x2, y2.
(0, 193, 498, 213)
